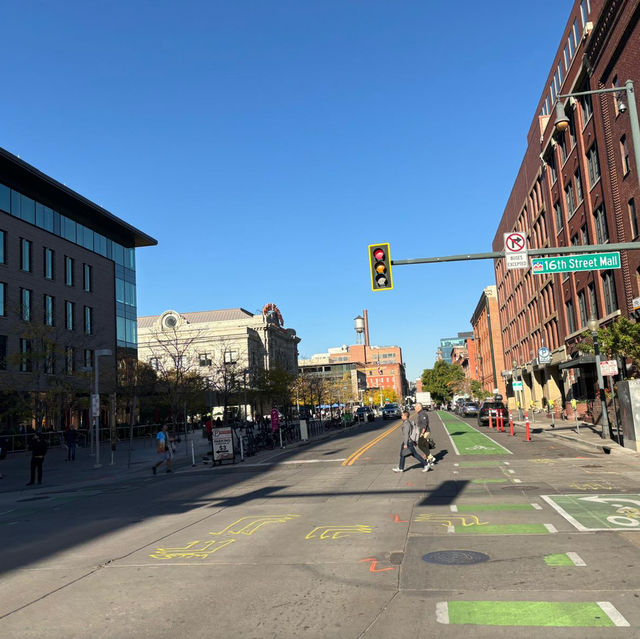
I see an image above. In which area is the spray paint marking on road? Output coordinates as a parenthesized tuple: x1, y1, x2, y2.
(305, 524, 373, 540)
(360, 557, 394, 573)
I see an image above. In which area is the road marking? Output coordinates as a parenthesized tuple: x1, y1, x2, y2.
(305, 524, 373, 540)
(456, 503, 536, 512)
(544, 524, 558, 533)
(507, 469, 515, 474)
(542, 493, 640, 531)
(342, 422, 402, 466)
(545, 553, 575, 566)
(393, 514, 408, 523)
(150, 539, 235, 560)
(567, 552, 586, 566)
(453, 524, 554, 534)
(435, 412, 460, 455)
(209, 515, 300, 536)
(513, 478, 522, 483)
(449, 505, 458, 512)
(471, 478, 508, 484)
(360, 557, 394, 573)
(438, 600, 625, 627)
(415, 514, 487, 528)
(437, 412, 512, 456)
(531, 503, 542, 510)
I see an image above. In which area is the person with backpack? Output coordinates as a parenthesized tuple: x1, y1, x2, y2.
(392, 411, 430, 473)
(413, 403, 436, 470)
(152, 424, 173, 475)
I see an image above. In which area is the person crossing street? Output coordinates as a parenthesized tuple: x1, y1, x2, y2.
(393, 411, 430, 473)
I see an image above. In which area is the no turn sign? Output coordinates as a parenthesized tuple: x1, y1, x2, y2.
(504, 232, 528, 270)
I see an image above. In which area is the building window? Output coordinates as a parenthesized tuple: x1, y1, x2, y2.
(621, 135, 630, 175)
(20, 238, 32, 272)
(588, 283, 599, 318)
(0, 229, 5, 264)
(83, 264, 92, 292)
(586, 144, 600, 187)
(19, 338, 32, 372)
(21, 288, 32, 322)
(566, 301, 577, 334)
(581, 92, 593, 124)
(0, 282, 5, 317)
(554, 201, 563, 233)
(224, 350, 238, 365)
(84, 306, 93, 334)
(601, 271, 618, 315)
(199, 353, 212, 367)
(574, 169, 583, 205)
(546, 150, 557, 183)
(594, 205, 610, 243)
(149, 357, 160, 371)
(580, 224, 589, 245)
(558, 131, 568, 164)
(84, 349, 93, 370)
(65, 346, 75, 375)
(44, 294, 55, 326)
(44, 247, 54, 280)
(0, 335, 6, 370)
(45, 344, 56, 375)
(65, 256, 74, 286)
(571, 233, 580, 247)
(630, 199, 638, 238)
(565, 181, 576, 217)
(578, 291, 588, 327)
(65, 300, 74, 331)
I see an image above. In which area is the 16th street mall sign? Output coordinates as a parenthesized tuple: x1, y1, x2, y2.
(531, 251, 620, 275)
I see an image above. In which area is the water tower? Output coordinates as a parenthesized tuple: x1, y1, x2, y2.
(354, 315, 365, 344)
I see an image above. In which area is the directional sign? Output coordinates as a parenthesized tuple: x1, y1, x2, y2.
(504, 232, 528, 270)
(531, 252, 621, 275)
(538, 346, 551, 364)
(512, 381, 523, 391)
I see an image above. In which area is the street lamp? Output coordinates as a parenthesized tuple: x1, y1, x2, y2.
(586, 317, 611, 440)
(92, 348, 113, 468)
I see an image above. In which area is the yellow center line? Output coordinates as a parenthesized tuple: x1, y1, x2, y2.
(342, 422, 403, 466)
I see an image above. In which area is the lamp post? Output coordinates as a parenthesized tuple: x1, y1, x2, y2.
(587, 317, 611, 441)
(92, 348, 113, 468)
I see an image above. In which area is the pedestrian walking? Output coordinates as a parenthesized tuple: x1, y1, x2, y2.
(152, 424, 173, 475)
(64, 426, 78, 461)
(392, 411, 430, 473)
(413, 403, 436, 469)
(26, 432, 48, 485)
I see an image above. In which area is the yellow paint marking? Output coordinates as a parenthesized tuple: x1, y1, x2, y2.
(209, 514, 300, 536)
(530, 458, 554, 464)
(414, 514, 488, 528)
(150, 539, 235, 559)
(305, 525, 373, 540)
(342, 422, 402, 466)
(570, 482, 613, 491)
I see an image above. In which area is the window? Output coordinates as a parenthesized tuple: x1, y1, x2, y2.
(0, 282, 5, 316)
(630, 199, 638, 238)
(586, 144, 600, 187)
(21, 288, 32, 322)
(572, 19, 579, 48)
(0, 335, 6, 370)
(565, 181, 576, 216)
(65, 346, 75, 375)
(20, 238, 32, 272)
(45, 344, 55, 375)
(84, 306, 93, 334)
(65, 256, 74, 286)
(580, 224, 590, 245)
(568, 110, 576, 148)
(594, 205, 610, 243)
(578, 291, 588, 327)
(0, 229, 5, 264)
(566, 301, 577, 334)
(149, 357, 160, 371)
(588, 283, 599, 318)
(44, 295, 55, 326)
(224, 350, 238, 365)
(574, 169, 583, 205)
(65, 301, 74, 330)
(83, 264, 92, 292)
(19, 338, 32, 372)
(546, 150, 557, 183)
(558, 131, 568, 163)
(621, 135, 630, 175)
(84, 349, 93, 370)
(199, 353, 212, 367)
(554, 201, 563, 233)
(571, 233, 580, 247)
(601, 271, 618, 315)
(581, 92, 593, 124)
(44, 248, 54, 280)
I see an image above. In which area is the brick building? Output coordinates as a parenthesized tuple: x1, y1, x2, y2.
(493, 0, 640, 411)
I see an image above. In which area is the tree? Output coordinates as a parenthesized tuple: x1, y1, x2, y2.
(470, 379, 492, 400)
(577, 317, 640, 373)
(363, 387, 398, 406)
(421, 361, 465, 403)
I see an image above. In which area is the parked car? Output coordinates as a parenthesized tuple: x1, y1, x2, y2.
(477, 400, 507, 426)
(382, 403, 401, 420)
(462, 402, 479, 417)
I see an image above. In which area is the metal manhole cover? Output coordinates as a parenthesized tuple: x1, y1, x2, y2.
(501, 485, 540, 490)
(389, 552, 404, 565)
(423, 550, 490, 565)
(17, 496, 51, 502)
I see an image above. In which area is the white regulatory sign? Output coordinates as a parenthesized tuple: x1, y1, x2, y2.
(599, 360, 619, 377)
(504, 232, 528, 270)
(633, 296, 640, 310)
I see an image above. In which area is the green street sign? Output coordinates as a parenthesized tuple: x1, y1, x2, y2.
(512, 381, 523, 390)
(531, 252, 620, 275)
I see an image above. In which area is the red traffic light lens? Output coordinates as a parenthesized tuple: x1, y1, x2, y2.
(373, 248, 385, 261)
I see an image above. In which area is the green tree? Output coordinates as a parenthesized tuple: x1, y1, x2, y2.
(470, 379, 492, 400)
(363, 387, 398, 406)
(577, 316, 640, 371)
(421, 360, 465, 403)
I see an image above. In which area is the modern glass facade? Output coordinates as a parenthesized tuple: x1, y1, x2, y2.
(0, 182, 138, 348)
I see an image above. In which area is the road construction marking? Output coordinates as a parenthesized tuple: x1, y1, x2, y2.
(150, 539, 235, 560)
(453, 524, 555, 534)
(305, 524, 373, 540)
(342, 422, 402, 466)
(437, 412, 511, 456)
(542, 494, 640, 531)
(455, 503, 537, 512)
(471, 478, 508, 484)
(436, 600, 628, 627)
(209, 515, 300, 536)
(570, 481, 613, 491)
(414, 514, 487, 528)
(360, 557, 394, 573)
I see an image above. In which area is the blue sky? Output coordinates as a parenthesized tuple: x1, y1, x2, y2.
(1, 0, 571, 380)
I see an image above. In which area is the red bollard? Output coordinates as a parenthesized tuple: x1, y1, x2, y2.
(509, 410, 514, 436)
(525, 411, 531, 441)
(489, 410, 493, 429)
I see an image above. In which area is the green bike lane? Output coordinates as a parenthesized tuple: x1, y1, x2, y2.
(437, 411, 512, 456)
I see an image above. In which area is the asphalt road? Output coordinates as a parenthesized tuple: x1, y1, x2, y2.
(2, 411, 640, 638)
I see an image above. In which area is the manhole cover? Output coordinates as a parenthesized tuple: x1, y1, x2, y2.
(389, 552, 404, 565)
(501, 485, 540, 491)
(17, 496, 51, 502)
(423, 550, 490, 565)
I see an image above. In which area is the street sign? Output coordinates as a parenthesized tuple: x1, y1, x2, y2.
(504, 232, 528, 270)
(599, 360, 619, 376)
(512, 381, 523, 391)
(270, 408, 280, 430)
(91, 393, 100, 415)
(531, 252, 621, 275)
(633, 296, 640, 310)
(538, 346, 551, 364)
(212, 427, 234, 462)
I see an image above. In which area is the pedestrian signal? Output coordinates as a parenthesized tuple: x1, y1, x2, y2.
(368, 243, 393, 291)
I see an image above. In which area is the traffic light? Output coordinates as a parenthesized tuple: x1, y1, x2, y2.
(368, 243, 393, 291)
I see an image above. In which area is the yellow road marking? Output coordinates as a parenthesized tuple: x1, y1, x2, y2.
(305, 525, 373, 540)
(342, 422, 403, 466)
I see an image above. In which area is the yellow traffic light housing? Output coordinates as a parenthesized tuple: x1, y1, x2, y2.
(368, 243, 393, 291)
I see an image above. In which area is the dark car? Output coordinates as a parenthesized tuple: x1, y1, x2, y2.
(462, 402, 479, 417)
(355, 406, 374, 422)
(477, 400, 507, 426)
(382, 403, 401, 420)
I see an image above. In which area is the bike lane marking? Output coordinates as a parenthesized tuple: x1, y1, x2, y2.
(436, 412, 511, 456)
(541, 493, 640, 531)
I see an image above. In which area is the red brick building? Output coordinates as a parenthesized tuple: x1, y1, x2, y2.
(493, 0, 640, 411)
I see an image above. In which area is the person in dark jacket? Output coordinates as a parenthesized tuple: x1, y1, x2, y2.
(414, 403, 436, 469)
(64, 426, 78, 461)
(392, 411, 430, 473)
(26, 433, 48, 485)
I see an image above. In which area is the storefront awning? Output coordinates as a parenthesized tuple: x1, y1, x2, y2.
(558, 355, 596, 370)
